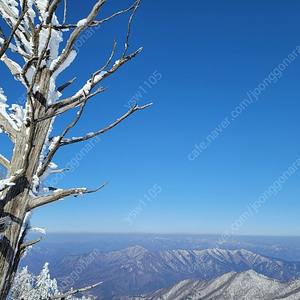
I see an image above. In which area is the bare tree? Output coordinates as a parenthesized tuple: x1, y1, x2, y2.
(0, 0, 150, 298)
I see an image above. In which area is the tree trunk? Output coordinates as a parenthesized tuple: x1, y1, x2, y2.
(0, 68, 53, 299)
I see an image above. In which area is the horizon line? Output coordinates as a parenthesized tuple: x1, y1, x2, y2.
(34, 231, 300, 238)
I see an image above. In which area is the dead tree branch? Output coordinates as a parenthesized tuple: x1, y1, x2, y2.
(50, 168, 69, 174)
(53, 0, 139, 30)
(62, 0, 67, 25)
(28, 182, 108, 210)
(0, 154, 10, 170)
(50, 0, 106, 75)
(0, 111, 18, 143)
(0, 0, 27, 59)
(122, 0, 140, 58)
(57, 77, 76, 92)
(61, 103, 152, 146)
(49, 47, 142, 112)
(20, 237, 43, 249)
(49, 281, 103, 300)
(37, 100, 87, 177)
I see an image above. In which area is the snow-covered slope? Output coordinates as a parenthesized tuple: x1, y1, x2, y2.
(128, 270, 300, 300)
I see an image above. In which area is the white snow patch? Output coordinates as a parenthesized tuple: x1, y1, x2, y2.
(0, 88, 19, 131)
(39, 162, 57, 191)
(6, 0, 19, 17)
(114, 59, 120, 66)
(16, 211, 32, 256)
(74, 71, 107, 98)
(9, 104, 25, 128)
(48, 136, 60, 152)
(0, 176, 16, 191)
(32, 175, 40, 195)
(50, 49, 77, 76)
(77, 18, 87, 27)
(48, 50, 77, 104)
(26, 0, 36, 23)
(94, 71, 107, 82)
(29, 227, 46, 235)
(34, 0, 48, 20)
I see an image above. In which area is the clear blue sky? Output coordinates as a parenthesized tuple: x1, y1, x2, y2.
(2, 0, 300, 236)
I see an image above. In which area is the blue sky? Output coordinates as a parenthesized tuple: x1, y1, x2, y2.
(2, 0, 300, 236)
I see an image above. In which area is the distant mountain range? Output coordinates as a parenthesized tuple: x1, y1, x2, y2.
(125, 270, 300, 300)
(36, 234, 300, 262)
(21, 245, 300, 299)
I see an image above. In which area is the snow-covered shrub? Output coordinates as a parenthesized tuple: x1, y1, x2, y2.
(10, 263, 96, 300)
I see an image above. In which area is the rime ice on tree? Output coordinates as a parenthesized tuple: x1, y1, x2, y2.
(10, 262, 97, 299)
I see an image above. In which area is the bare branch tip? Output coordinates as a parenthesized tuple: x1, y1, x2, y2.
(136, 103, 153, 110)
(20, 237, 43, 249)
(87, 181, 109, 194)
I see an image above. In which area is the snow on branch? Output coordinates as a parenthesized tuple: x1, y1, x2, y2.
(0, 88, 18, 141)
(1, 53, 22, 78)
(45, 0, 62, 25)
(1, 0, 71, 93)
(0, 0, 28, 59)
(50, 0, 106, 75)
(0, 175, 17, 192)
(28, 181, 108, 210)
(49, 46, 142, 113)
(49, 0, 140, 85)
(0, 111, 17, 141)
(0, 169, 22, 192)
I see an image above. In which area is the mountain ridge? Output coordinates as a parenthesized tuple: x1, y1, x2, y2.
(20, 245, 300, 299)
(125, 270, 300, 300)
